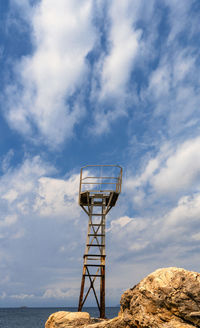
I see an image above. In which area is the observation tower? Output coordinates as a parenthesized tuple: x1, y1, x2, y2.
(78, 165, 122, 318)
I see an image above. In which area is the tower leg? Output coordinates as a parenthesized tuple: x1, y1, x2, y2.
(78, 266, 86, 311)
(100, 201, 105, 318)
(100, 265, 105, 318)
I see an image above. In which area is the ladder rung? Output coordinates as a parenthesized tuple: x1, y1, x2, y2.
(84, 274, 103, 277)
(91, 214, 102, 216)
(87, 244, 104, 247)
(89, 224, 104, 226)
(84, 254, 106, 257)
(88, 234, 105, 237)
(85, 264, 105, 267)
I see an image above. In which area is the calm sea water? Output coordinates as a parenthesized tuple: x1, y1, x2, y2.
(0, 307, 120, 328)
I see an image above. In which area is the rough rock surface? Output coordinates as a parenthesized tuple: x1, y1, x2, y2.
(45, 267, 200, 328)
(45, 311, 91, 328)
(120, 267, 200, 327)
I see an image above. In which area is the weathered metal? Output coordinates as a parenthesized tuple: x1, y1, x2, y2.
(78, 165, 122, 318)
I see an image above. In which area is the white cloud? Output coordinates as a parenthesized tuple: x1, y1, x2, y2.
(152, 137, 200, 194)
(42, 288, 77, 299)
(0, 156, 56, 242)
(125, 158, 159, 191)
(108, 215, 149, 257)
(143, 191, 200, 258)
(192, 232, 200, 242)
(173, 53, 195, 84)
(0, 154, 81, 221)
(106, 189, 200, 275)
(125, 136, 200, 209)
(6, 0, 96, 147)
(146, 39, 200, 139)
(164, 193, 200, 228)
(0, 155, 85, 306)
(34, 174, 80, 218)
(10, 293, 34, 299)
(90, 0, 144, 135)
(149, 63, 171, 100)
(0, 155, 55, 203)
(1, 149, 14, 173)
(2, 190, 18, 203)
(100, 0, 141, 99)
(129, 241, 149, 252)
(59, 242, 77, 253)
(0, 215, 18, 227)
(12, 229, 25, 239)
(164, 0, 192, 42)
(110, 216, 132, 228)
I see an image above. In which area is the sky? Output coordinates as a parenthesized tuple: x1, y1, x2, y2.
(0, 0, 200, 307)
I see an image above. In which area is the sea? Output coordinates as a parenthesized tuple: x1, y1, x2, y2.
(0, 307, 120, 328)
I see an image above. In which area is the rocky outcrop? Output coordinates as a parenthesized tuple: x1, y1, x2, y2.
(120, 267, 200, 327)
(45, 311, 124, 328)
(45, 311, 91, 328)
(45, 267, 200, 328)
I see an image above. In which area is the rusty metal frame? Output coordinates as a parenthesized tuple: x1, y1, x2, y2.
(78, 165, 122, 318)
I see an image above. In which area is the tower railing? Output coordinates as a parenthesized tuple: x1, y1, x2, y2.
(79, 165, 122, 196)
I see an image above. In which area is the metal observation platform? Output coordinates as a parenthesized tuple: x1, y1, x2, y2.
(78, 165, 122, 318)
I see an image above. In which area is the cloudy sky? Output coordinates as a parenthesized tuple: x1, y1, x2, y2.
(0, 0, 200, 307)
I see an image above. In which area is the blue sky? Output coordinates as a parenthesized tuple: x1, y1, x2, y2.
(0, 0, 200, 307)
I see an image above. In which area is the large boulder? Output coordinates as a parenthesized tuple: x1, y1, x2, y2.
(45, 311, 91, 328)
(45, 267, 200, 328)
(120, 267, 200, 327)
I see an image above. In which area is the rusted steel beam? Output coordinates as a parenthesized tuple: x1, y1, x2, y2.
(100, 265, 105, 319)
(78, 265, 86, 312)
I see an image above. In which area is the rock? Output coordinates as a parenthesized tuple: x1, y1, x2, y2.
(120, 267, 200, 327)
(45, 267, 200, 328)
(85, 317, 125, 328)
(45, 311, 91, 328)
